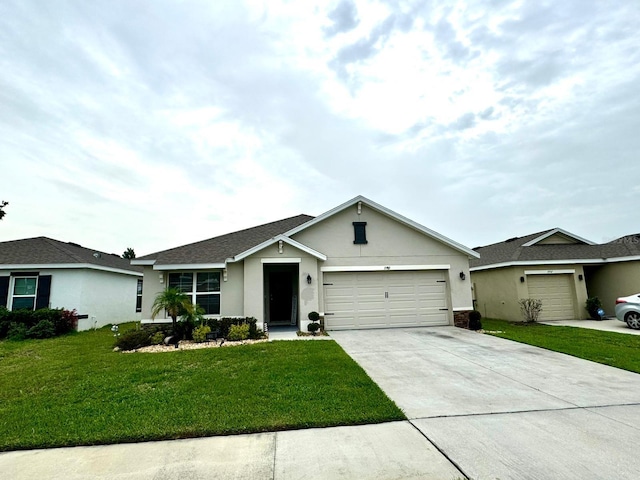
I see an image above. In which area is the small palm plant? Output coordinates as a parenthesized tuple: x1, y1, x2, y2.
(151, 288, 193, 334)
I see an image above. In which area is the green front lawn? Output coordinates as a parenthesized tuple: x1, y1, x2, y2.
(483, 318, 640, 374)
(0, 325, 404, 451)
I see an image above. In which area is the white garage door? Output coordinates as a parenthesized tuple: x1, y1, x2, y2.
(527, 274, 576, 321)
(323, 271, 449, 330)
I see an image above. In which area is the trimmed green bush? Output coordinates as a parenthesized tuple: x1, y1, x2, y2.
(150, 332, 165, 345)
(307, 322, 321, 334)
(192, 325, 211, 343)
(27, 320, 56, 339)
(115, 330, 152, 351)
(7, 322, 28, 341)
(227, 324, 250, 341)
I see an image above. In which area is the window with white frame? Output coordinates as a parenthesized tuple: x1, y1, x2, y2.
(12, 277, 38, 310)
(136, 279, 143, 313)
(168, 272, 220, 315)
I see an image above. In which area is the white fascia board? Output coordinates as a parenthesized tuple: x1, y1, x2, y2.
(283, 195, 480, 259)
(522, 228, 596, 247)
(152, 263, 226, 271)
(0, 264, 143, 276)
(453, 306, 475, 311)
(524, 269, 575, 275)
(262, 258, 302, 264)
(131, 259, 156, 266)
(470, 255, 640, 272)
(232, 235, 327, 262)
(321, 264, 451, 272)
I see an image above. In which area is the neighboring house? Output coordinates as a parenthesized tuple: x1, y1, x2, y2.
(470, 229, 640, 321)
(132, 196, 479, 331)
(0, 237, 143, 331)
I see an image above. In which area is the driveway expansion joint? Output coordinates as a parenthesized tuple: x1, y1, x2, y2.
(408, 402, 640, 421)
(408, 421, 469, 480)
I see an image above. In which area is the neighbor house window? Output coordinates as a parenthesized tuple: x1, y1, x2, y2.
(168, 272, 220, 315)
(11, 277, 37, 310)
(353, 222, 368, 245)
(136, 279, 143, 313)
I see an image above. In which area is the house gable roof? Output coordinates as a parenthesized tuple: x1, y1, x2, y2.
(471, 228, 640, 270)
(0, 237, 142, 275)
(284, 195, 480, 259)
(133, 214, 315, 267)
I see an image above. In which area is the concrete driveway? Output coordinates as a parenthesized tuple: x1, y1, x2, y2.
(331, 327, 640, 480)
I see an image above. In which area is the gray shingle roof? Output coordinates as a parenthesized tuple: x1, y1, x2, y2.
(471, 229, 640, 268)
(0, 237, 142, 273)
(136, 214, 314, 265)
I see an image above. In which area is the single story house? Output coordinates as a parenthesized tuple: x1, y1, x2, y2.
(132, 196, 479, 331)
(0, 237, 143, 331)
(470, 228, 640, 321)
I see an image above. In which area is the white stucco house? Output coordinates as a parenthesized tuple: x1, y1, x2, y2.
(0, 237, 143, 331)
(133, 196, 479, 331)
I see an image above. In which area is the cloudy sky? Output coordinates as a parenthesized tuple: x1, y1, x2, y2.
(1, 0, 639, 256)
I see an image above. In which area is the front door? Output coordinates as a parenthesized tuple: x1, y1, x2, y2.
(265, 265, 298, 325)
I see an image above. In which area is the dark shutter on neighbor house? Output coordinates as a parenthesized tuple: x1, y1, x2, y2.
(35, 275, 52, 310)
(353, 222, 368, 245)
(0, 277, 9, 307)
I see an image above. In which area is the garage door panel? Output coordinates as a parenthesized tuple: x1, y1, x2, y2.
(324, 270, 450, 330)
(527, 274, 576, 321)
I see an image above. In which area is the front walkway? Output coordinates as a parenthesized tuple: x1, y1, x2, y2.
(540, 317, 640, 335)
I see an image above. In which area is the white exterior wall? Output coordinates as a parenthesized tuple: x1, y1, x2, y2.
(0, 267, 141, 331)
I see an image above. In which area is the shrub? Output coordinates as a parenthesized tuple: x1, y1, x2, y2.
(7, 322, 28, 341)
(27, 320, 56, 339)
(308, 311, 320, 322)
(173, 318, 195, 340)
(193, 325, 211, 343)
(519, 298, 543, 323)
(115, 330, 152, 351)
(150, 331, 165, 345)
(307, 322, 321, 334)
(468, 310, 482, 330)
(586, 297, 602, 319)
(227, 324, 250, 341)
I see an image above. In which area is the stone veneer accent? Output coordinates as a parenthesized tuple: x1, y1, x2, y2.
(454, 310, 472, 329)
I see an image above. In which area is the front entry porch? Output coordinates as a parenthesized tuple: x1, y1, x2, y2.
(264, 264, 299, 327)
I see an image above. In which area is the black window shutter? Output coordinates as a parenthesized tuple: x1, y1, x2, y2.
(353, 222, 368, 244)
(35, 275, 52, 310)
(0, 277, 9, 307)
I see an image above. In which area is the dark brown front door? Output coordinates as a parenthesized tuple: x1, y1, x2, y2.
(269, 271, 293, 323)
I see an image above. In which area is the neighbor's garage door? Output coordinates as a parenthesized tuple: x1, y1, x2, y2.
(323, 271, 449, 330)
(527, 274, 576, 321)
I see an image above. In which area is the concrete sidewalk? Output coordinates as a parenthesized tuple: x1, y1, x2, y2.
(540, 317, 640, 335)
(0, 422, 463, 480)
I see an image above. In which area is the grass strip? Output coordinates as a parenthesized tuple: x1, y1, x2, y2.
(482, 318, 640, 374)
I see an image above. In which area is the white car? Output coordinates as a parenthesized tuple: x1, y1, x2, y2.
(615, 293, 640, 329)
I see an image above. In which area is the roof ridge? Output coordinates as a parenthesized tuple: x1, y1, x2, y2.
(41, 237, 86, 263)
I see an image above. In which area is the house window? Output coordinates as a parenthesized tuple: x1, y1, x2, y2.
(353, 222, 368, 245)
(11, 277, 38, 310)
(168, 272, 220, 315)
(136, 279, 143, 313)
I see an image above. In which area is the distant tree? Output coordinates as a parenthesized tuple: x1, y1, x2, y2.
(0, 200, 8, 221)
(122, 247, 136, 259)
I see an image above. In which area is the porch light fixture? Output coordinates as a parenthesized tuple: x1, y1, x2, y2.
(459, 271, 466, 280)
(520, 276, 525, 283)
(306, 274, 312, 285)
(159, 274, 164, 284)
(578, 274, 583, 281)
